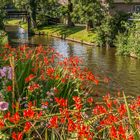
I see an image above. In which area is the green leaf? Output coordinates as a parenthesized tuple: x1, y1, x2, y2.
(123, 93, 140, 140)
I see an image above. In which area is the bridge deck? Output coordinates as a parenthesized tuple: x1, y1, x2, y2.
(6, 11, 28, 16)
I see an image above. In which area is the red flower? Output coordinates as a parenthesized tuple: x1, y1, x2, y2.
(118, 104, 126, 117)
(87, 97, 94, 104)
(46, 67, 55, 77)
(36, 111, 43, 119)
(4, 112, 10, 119)
(9, 112, 20, 124)
(0, 119, 4, 129)
(23, 109, 35, 119)
(28, 83, 40, 92)
(7, 85, 12, 92)
(24, 122, 32, 133)
(77, 124, 91, 139)
(93, 105, 107, 115)
(68, 119, 76, 132)
(28, 102, 33, 108)
(42, 101, 48, 106)
(12, 132, 23, 140)
(49, 116, 58, 128)
(128, 135, 134, 140)
(73, 96, 81, 103)
(73, 96, 82, 110)
(55, 97, 68, 107)
(94, 79, 99, 85)
(110, 126, 117, 139)
(59, 108, 69, 118)
(25, 74, 35, 83)
(118, 125, 126, 140)
(44, 57, 49, 65)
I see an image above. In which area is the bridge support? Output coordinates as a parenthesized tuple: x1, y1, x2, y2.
(27, 15, 31, 35)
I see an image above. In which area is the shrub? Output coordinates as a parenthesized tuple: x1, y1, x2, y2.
(96, 12, 130, 47)
(115, 13, 140, 58)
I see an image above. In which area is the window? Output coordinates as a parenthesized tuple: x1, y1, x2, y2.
(135, 5, 140, 13)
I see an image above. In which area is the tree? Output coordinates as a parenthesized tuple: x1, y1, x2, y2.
(67, 0, 74, 27)
(0, 0, 13, 29)
(73, 0, 104, 30)
(59, 0, 75, 27)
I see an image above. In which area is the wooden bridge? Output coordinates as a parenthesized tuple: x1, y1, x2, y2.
(5, 8, 60, 34)
(5, 9, 32, 35)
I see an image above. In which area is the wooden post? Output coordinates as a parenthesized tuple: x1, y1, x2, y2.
(27, 15, 31, 35)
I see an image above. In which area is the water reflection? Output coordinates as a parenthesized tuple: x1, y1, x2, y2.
(6, 25, 140, 96)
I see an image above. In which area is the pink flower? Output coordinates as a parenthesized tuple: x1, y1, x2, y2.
(0, 101, 9, 111)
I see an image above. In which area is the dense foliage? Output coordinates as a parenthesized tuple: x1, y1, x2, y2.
(115, 13, 140, 58)
(96, 12, 130, 47)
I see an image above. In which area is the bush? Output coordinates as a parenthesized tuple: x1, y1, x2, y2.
(115, 13, 140, 58)
(96, 12, 130, 47)
(0, 31, 8, 46)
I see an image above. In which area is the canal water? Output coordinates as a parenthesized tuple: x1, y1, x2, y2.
(5, 25, 140, 97)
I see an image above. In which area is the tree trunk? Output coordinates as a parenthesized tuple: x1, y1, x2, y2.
(30, 0, 37, 28)
(86, 20, 93, 31)
(67, 0, 74, 27)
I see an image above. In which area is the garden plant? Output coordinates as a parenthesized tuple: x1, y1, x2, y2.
(0, 44, 139, 140)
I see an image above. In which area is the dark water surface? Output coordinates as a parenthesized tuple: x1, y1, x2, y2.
(5, 25, 140, 96)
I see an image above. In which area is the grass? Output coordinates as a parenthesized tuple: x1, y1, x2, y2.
(37, 25, 97, 43)
(5, 19, 21, 25)
(5, 19, 28, 30)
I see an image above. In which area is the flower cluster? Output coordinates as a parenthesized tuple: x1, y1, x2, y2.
(0, 44, 139, 140)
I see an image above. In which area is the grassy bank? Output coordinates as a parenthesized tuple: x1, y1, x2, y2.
(5, 19, 97, 44)
(37, 25, 97, 43)
(5, 19, 21, 25)
(5, 19, 28, 29)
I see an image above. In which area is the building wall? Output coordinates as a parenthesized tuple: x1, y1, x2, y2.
(114, 0, 140, 3)
(110, 3, 140, 14)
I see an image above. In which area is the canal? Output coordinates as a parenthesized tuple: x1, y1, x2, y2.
(5, 25, 140, 97)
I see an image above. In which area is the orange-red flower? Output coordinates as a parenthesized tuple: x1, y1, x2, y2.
(12, 132, 23, 140)
(46, 67, 55, 77)
(87, 97, 94, 104)
(23, 109, 35, 119)
(25, 74, 35, 83)
(24, 122, 32, 133)
(7, 85, 12, 92)
(49, 116, 58, 128)
(0, 119, 4, 129)
(68, 119, 76, 132)
(9, 112, 20, 124)
(55, 97, 68, 107)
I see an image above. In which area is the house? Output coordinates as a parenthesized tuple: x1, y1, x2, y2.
(111, 0, 140, 14)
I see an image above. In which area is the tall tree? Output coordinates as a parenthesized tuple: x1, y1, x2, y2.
(74, 0, 103, 30)
(0, 0, 12, 29)
(67, 0, 74, 27)
(59, 0, 75, 27)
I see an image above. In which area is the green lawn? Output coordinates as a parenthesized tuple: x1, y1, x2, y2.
(5, 19, 28, 29)
(37, 25, 97, 43)
(5, 19, 21, 25)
